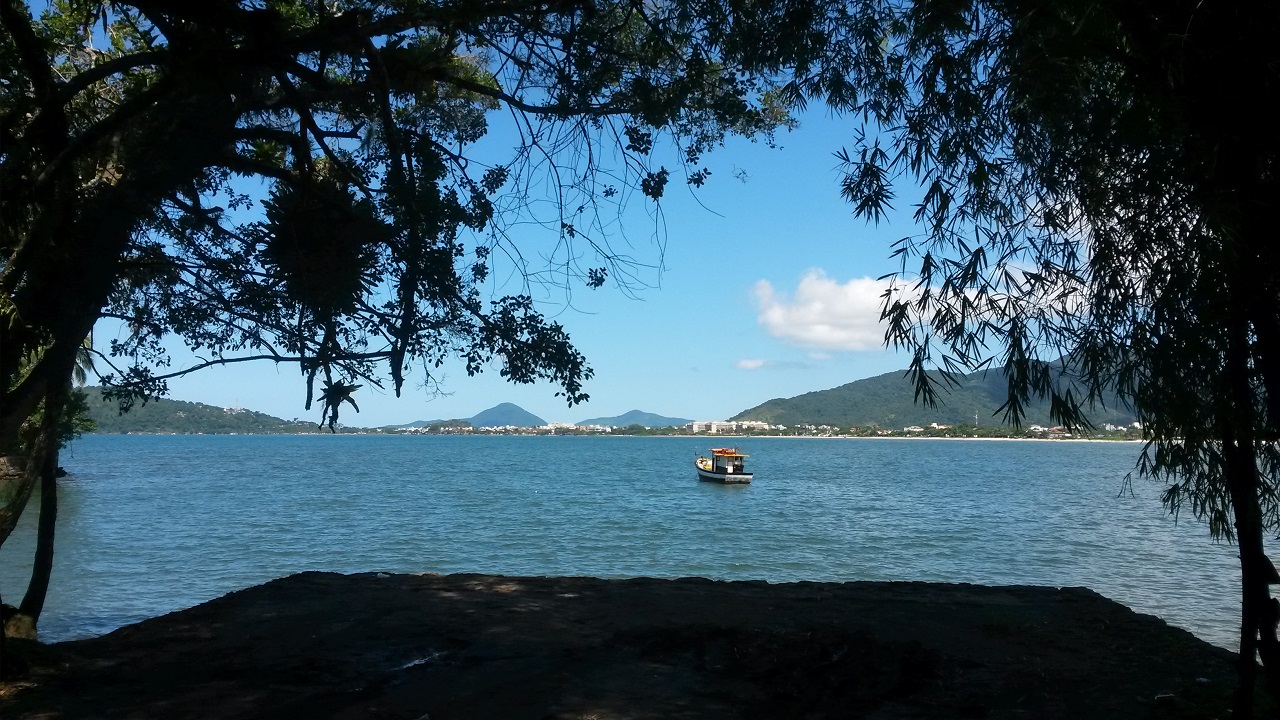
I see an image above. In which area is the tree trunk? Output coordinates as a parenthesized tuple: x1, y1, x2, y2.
(0, 587, 7, 680)
(5, 447, 58, 640)
(1222, 300, 1280, 717)
(0, 351, 77, 550)
(0, 456, 33, 679)
(1, 59, 246, 458)
(0, 455, 36, 547)
(0, 385, 66, 644)
(1224, 427, 1268, 718)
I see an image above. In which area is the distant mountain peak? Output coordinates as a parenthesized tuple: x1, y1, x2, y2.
(469, 403, 546, 428)
(576, 409, 691, 428)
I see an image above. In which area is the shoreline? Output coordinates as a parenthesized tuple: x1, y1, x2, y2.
(681, 434, 1145, 442)
(81, 431, 1145, 443)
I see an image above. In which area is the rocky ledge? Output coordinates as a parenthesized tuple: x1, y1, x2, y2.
(0, 572, 1244, 718)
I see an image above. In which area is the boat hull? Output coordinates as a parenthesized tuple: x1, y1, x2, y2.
(696, 468, 752, 484)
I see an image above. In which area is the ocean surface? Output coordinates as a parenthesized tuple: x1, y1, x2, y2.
(0, 434, 1242, 649)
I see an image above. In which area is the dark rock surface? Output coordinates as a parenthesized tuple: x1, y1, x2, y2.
(0, 572, 1241, 718)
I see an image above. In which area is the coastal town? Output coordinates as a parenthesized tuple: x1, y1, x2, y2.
(382, 418, 1146, 440)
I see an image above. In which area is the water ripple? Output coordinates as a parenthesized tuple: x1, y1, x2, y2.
(0, 435, 1241, 649)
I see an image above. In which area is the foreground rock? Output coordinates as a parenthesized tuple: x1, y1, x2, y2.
(0, 573, 1241, 718)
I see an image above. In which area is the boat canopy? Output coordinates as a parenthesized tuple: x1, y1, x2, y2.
(710, 447, 748, 457)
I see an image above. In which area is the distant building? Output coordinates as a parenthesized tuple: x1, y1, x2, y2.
(684, 420, 779, 434)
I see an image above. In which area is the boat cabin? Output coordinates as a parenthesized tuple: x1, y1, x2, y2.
(695, 447, 752, 483)
(707, 448, 747, 474)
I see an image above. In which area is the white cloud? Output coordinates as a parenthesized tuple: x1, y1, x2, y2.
(752, 271, 894, 351)
(735, 358, 766, 370)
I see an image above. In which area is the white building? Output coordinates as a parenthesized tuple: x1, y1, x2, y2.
(684, 420, 778, 434)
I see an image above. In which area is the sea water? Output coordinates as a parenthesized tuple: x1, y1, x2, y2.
(0, 434, 1241, 648)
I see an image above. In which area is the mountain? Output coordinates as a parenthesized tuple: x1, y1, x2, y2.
(83, 387, 322, 434)
(576, 410, 691, 428)
(731, 369, 1138, 428)
(468, 403, 546, 428)
(381, 419, 442, 429)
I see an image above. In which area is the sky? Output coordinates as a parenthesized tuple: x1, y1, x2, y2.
(93, 109, 927, 427)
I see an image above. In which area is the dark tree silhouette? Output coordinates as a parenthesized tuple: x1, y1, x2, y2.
(819, 1, 1280, 712)
(0, 0, 801, 637)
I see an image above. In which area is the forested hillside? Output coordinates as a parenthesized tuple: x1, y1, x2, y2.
(84, 388, 323, 434)
(575, 410, 691, 427)
(732, 370, 1138, 428)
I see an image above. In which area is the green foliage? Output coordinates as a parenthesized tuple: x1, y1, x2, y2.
(4, 388, 97, 455)
(425, 419, 472, 432)
(2, 333, 98, 455)
(60, 388, 97, 444)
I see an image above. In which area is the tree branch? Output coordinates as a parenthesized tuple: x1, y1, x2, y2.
(121, 351, 394, 386)
(58, 50, 168, 101)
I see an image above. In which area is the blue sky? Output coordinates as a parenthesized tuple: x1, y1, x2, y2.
(95, 109, 925, 426)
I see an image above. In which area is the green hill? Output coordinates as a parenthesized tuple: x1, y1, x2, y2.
(731, 369, 1137, 428)
(382, 419, 442, 429)
(469, 403, 546, 428)
(576, 410, 691, 428)
(84, 387, 323, 434)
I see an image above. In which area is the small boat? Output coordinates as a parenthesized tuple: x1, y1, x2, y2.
(695, 447, 752, 484)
